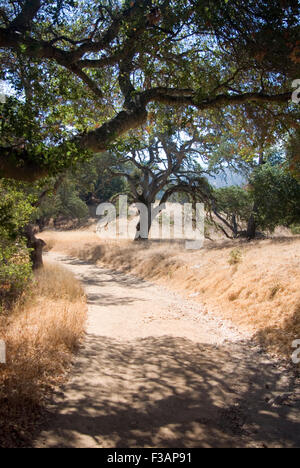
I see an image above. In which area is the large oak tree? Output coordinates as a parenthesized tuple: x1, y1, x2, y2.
(104, 130, 212, 238)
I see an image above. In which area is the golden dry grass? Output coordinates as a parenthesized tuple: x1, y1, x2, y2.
(0, 262, 87, 448)
(39, 228, 300, 360)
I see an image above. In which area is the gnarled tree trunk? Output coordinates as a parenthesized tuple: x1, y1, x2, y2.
(134, 204, 153, 241)
(24, 224, 46, 270)
(246, 214, 257, 240)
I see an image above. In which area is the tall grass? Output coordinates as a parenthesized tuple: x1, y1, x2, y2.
(0, 262, 87, 448)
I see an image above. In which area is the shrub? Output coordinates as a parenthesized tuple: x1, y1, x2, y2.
(0, 182, 34, 308)
(249, 164, 300, 232)
(290, 224, 300, 235)
(0, 239, 32, 308)
(228, 248, 243, 265)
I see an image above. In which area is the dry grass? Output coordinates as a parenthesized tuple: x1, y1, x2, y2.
(0, 262, 87, 448)
(39, 228, 300, 360)
(40, 227, 99, 253)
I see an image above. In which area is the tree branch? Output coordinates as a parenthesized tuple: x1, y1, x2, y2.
(0, 147, 48, 181)
(69, 65, 103, 98)
(34, 175, 64, 208)
(142, 88, 291, 109)
(9, 0, 41, 32)
(0, 83, 292, 182)
(77, 106, 148, 153)
(0, 28, 70, 63)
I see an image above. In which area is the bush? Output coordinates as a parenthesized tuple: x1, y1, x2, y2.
(228, 248, 243, 265)
(249, 164, 300, 232)
(0, 182, 34, 308)
(290, 224, 300, 235)
(0, 239, 32, 307)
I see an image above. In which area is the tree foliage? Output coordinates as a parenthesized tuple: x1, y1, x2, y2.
(213, 163, 300, 238)
(286, 129, 300, 180)
(36, 177, 89, 226)
(214, 185, 252, 234)
(0, 0, 298, 181)
(0, 181, 34, 306)
(34, 154, 125, 226)
(249, 163, 300, 232)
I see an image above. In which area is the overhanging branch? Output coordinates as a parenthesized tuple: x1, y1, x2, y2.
(69, 65, 103, 98)
(0, 85, 293, 182)
(142, 88, 292, 109)
(0, 148, 48, 181)
(8, 0, 41, 32)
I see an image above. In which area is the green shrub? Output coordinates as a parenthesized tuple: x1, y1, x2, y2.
(0, 239, 32, 308)
(290, 224, 300, 235)
(228, 248, 243, 265)
(0, 182, 34, 308)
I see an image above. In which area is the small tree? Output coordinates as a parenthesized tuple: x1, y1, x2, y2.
(36, 177, 89, 228)
(248, 164, 300, 233)
(213, 186, 253, 238)
(212, 165, 300, 239)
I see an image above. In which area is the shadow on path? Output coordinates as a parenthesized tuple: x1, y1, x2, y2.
(34, 334, 300, 448)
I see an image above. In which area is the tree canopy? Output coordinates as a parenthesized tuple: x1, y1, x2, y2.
(0, 0, 299, 181)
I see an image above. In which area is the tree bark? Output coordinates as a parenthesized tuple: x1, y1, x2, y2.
(24, 224, 46, 270)
(246, 213, 257, 240)
(232, 214, 238, 238)
(246, 151, 265, 240)
(134, 204, 153, 241)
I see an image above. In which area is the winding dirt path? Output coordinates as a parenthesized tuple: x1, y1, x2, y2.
(34, 253, 299, 448)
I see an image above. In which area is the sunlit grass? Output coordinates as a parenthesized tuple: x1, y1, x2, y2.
(0, 262, 87, 447)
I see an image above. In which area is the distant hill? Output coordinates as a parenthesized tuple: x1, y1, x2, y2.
(207, 168, 247, 188)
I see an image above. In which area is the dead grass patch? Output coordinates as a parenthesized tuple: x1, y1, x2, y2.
(0, 262, 87, 448)
(255, 300, 300, 357)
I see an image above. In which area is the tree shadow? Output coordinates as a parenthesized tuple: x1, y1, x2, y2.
(55, 255, 150, 290)
(263, 236, 298, 245)
(33, 335, 300, 448)
(200, 236, 298, 252)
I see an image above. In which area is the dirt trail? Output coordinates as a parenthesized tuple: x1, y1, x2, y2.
(34, 253, 299, 448)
